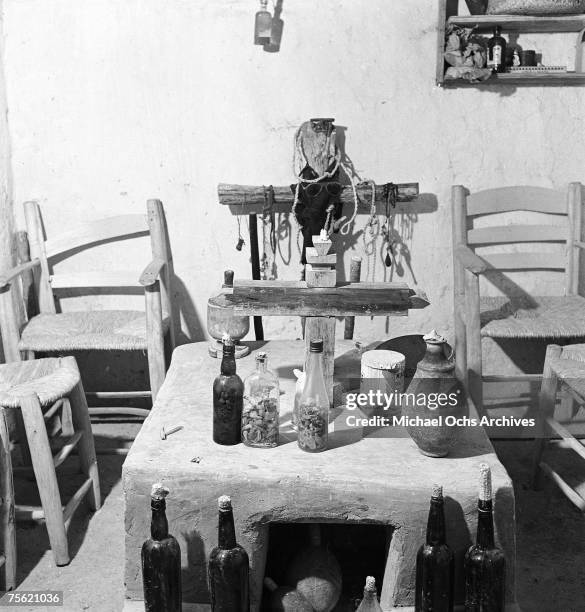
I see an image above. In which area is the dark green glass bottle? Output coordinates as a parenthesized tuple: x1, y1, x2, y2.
(213, 336, 244, 445)
(415, 485, 454, 611)
(141, 484, 182, 612)
(464, 464, 505, 612)
(208, 496, 250, 612)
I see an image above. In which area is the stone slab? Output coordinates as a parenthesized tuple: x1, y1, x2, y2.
(306, 247, 337, 266)
(123, 341, 516, 611)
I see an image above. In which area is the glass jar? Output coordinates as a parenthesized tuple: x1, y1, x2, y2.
(297, 339, 328, 453)
(241, 352, 280, 448)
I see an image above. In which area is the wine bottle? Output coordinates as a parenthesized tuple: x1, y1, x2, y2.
(464, 464, 505, 612)
(208, 496, 250, 612)
(415, 485, 454, 612)
(141, 483, 182, 612)
(356, 576, 383, 612)
(213, 335, 244, 445)
(487, 26, 507, 73)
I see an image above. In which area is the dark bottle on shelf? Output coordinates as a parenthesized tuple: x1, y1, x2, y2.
(415, 485, 454, 612)
(208, 496, 250, 612)
(213, 335, 244, 445)
(141, 483, 182, 612)
(464, 464, 506, 612)
(487, 26, 507, 73)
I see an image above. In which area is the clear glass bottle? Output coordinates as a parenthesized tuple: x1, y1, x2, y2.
(297, 339, 329, 453)
(241, 352, 280, 448)
(254, 0, 272, 45)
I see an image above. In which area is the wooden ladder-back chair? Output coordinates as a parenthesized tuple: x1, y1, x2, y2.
(452, 183, 585, 413)
(0, 199, 175, 417)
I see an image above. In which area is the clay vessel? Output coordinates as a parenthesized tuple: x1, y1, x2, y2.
(403, 330, 464, 458)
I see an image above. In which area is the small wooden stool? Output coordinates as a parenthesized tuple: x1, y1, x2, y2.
(0, 356, 101, 566)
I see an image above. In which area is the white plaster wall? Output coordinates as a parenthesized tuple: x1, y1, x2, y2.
(3, 0, 585, 347)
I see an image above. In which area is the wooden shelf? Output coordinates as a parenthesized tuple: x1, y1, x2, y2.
(444, 71, 585, 86)
(448, 14, 585, 33)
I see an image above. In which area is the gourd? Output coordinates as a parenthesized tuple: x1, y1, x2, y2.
(284, 524, 342, 612)
(263, 577, 313, 612)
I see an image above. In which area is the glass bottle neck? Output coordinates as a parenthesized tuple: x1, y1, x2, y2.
(256, 358, 268, 374)
(426, 496, 446, 545)
(477, 499, 495, 548)
(218, 507, 237, 549)
(151, 499, 169, 540)
(221, 349, 237, 375)
(305, 350, 324, 379)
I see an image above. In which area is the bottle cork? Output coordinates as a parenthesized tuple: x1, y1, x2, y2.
(218, 495, 232, 510)
(365, 576, 377, 592)
(479, 463, 492, 502)
(151, 483, 170, 500)
(432, 484, 443, 499)
(221, 333, 234, 347)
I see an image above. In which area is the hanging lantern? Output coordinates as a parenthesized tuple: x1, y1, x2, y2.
(254, 0, 272, 45)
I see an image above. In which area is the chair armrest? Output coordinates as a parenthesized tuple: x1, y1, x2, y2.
(454, 245, 488, 275)
(139, 258, 166, 287)
(0, 259, 40, 289)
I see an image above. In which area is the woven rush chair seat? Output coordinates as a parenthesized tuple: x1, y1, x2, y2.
(18, 310, 170, 353)
(0, 356, 80, 408)
(480, 295, 585, 339)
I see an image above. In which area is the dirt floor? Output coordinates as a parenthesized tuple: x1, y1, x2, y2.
(10, 424, 585, 612)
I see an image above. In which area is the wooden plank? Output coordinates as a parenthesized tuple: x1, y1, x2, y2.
(145, 281, 166, 401)
(214, 281, 426, 317)
(138, 258, 165, 287)
(45, 214, 148, 259)
(24, 201, 56, 314)
(63, 477, 93, 529)
(436, 0, 448, 86)
(0, 259, 40, 289)
(219, 182, 419, 215)
(448, 14, 585, 33)
(52, 432, 83, 469)
(465, 269, 483, 413)
(50, 271, 141, 288)
(481, 252, 566, 270)
(86, 391, 151, 399)
(539, 462, 585, 511)
(444, 72, 585, 86)
(467, 224, 567, 245)
(0, 409, 16, 590)
(147, 199, 175, 350)
(452, 185, 468, 386)
(16, 230, 38, 325)
(0, 288, 21, 362)
(567, 182, 583, 295)
(455, 245, 488, 274)
(467, 186, 565, 216)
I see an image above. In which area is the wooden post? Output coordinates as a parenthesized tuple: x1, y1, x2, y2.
(0, 409, 16, 591)
(532, 344, 562, 489)
(24, 201, 55, 314)
(16, 231, 36, 324)
(145, 281, 166, 402)
(566, 182, 583, 296)
(452, 185, 469, 390)
(344, 256, 362, 339)
(147, 199, 175, 351)
(465, 269, 483, 417)
(248, 214, 264, 340)
(304, 317, 336, 405)
(0, 288, 20, 363)
(20, 394, 69, 566)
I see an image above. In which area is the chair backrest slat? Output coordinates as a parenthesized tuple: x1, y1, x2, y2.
(467, 224, 568, 245)
(50, 272, 141, 289)
(45, 215, 149, 260)
(481, 252, 566, 271)
(466, 186, 566, 216)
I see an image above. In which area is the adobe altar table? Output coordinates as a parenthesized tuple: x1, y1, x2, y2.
(123, 340, 517, 611)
